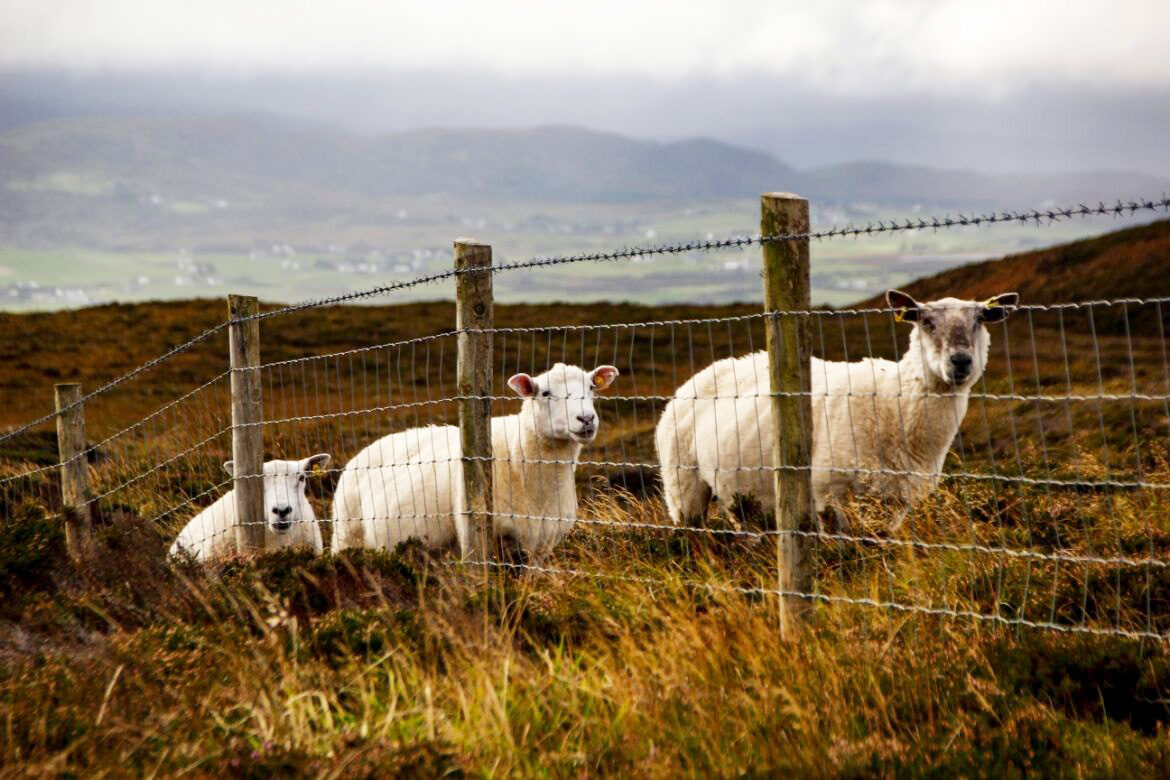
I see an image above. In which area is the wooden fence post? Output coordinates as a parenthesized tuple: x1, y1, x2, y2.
(54, 383, 92, 559)
(454, 239, 494, 563)
(761, 193, 814, 638)
(228, 294, 266, 553)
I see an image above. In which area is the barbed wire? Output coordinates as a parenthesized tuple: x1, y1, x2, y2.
(4, 195, 1164, 444)
(458, 296, 1170, 324)
(236, 196, 1170, 325)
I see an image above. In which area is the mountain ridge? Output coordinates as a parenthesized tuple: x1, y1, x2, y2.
(3, 113, 1166, 208)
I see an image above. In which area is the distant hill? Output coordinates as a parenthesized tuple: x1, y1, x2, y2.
(854, 218, 1170, 307)
(0, 117, 794, 203)
(2, 115, 1167, 207)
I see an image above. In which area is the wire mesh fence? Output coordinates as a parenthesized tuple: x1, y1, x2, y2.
(3, 194, 1169, 642)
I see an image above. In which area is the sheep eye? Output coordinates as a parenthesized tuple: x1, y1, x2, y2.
(541, 389, 551, 398)
(298, 475, 306, 483)
(921, 319, 935, 333)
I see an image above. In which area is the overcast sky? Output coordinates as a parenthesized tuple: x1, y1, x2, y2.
(2, 0, 1167, 174)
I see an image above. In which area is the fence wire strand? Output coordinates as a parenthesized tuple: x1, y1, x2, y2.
(6, 194, 1170, 642)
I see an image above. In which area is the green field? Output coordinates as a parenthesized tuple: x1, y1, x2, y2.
(0, 198, 1155, 310)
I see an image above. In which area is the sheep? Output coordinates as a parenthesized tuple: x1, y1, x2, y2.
(169, 454, 331, 561)
(331, 363, 619, 558)
(655, 290, 1018, 530)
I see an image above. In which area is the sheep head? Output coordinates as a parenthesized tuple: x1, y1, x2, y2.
(887, 290, 1019, 388)
(222, 454, 331, 533)
(507, 363, 619, 443)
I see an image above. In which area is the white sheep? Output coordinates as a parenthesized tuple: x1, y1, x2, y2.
(331, 363, 619, 558)
(655, 290, 1018, 529)
(169, 454, 331, 561)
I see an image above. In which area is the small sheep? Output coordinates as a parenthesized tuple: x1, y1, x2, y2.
(656, 290, 1018, 529)
(331, 363, 619, 558)
(169, 454, 331, 561)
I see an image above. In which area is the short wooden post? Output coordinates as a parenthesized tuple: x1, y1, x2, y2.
(761, 193, 814, 638)
(54, 383, 92, 559)
(228, 294, 266, 553)
(454, 239, 494, 563)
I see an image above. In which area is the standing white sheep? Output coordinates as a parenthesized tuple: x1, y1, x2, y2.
(169, 454, 331, 561)
(331, 363, 619, 558)
(655, 290, 1018, 528)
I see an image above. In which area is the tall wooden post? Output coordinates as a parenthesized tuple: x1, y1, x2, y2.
(54, 383, 92, 559)
(228, 294, 266, 553)
(761, 193, 814, 638)
(455, 239, 494, 563)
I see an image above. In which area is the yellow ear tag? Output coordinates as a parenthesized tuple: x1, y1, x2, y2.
(983, 297, 1001, 309)
(894, 309, 906, 322)
(593, 374, 605, 388)
(312, 463, 325, 477)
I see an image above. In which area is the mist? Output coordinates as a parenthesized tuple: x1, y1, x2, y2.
(3, 68, 1169, 177)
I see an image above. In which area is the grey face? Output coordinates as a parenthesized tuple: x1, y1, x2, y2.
(887, 290, 1019, 387)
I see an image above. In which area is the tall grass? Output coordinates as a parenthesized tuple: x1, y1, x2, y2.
(3, 475, 1170, 776)
(3, 288, 1170, 775)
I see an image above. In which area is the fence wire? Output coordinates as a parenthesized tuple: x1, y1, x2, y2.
(142, 297, 1169, 639)
(3, 195, 1170, 641)
(3, 195, 1165, 445)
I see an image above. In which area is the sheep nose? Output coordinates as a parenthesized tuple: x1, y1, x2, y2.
(272, 505, 293, 519)
(576, 413, 595, 426)
(950, 354, 972, 371)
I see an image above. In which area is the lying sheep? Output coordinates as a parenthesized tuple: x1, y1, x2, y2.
(169, 454, 331, 561)
(656, 290, 1018, 529)
(331, 363, 619, 558)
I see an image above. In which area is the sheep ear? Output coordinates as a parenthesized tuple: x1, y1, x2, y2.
(508, 373, 538, 398)
(303, 453, 331, 475)
(590, 365, 619, 390)
(886, 289, 921, 322)
(980, 292, 1019, 324)
(222, 461, 235, 477)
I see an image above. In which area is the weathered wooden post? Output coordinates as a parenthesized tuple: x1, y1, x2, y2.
(454, 239, 494, 563)
(761, 193, 815, 638)
(54, 383, 92, 559)
(227, 294, 266, 553)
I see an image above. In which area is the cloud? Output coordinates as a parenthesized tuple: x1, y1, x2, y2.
(4, 67, 1168, 176)
(1, 0, 1167, 93)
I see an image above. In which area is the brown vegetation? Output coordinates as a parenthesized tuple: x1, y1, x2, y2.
(2, 220, 1170, 775)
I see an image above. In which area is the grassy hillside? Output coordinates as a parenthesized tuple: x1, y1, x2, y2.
(857, 218, 1170, 306)
(2, 222, 1170, 775)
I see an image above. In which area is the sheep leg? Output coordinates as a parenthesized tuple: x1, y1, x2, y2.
(683, 481, 714, 527)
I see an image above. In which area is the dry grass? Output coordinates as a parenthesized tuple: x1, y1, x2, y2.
(3, 488, 1170, 777)
(4, 221, 1170, 775)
